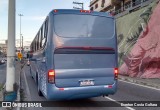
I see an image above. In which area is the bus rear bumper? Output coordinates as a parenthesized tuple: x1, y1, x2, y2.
(46, 81, 117, 100)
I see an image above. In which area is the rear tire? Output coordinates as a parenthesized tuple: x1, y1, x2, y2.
(29, 67, 33, 79)
(38, 85, 43, 96)
(37, 74, 43, 97)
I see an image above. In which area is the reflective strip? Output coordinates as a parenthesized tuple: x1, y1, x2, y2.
(104, 85, 112, 88)
(58, 88, 69, 91)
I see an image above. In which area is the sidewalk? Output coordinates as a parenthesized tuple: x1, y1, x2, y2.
(0, 61, 22, 101)
(119, 75, 160, 89)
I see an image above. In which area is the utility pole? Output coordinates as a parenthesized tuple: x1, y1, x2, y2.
(18, 14, 23, 53)
(73, 1, 84, 10)
(5, 0, 16, 97)
(22, 35, 23, 52)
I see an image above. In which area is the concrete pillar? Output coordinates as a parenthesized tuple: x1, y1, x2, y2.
(6, 0, 16, 92)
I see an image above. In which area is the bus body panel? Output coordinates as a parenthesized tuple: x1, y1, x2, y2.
(30, 9, 118, 100)
(46, 82, 117, 100)
(52, 12, 117, 89)
(54, 53, 116, 88)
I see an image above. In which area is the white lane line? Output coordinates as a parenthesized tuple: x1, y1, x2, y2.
(23, 70, 32, 101)
(119, 80, 160, 91)
(105, 96, 135, 110)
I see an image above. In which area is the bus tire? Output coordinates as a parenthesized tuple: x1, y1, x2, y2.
(37, 74, 43, 96)
(29, 67, 33, 79)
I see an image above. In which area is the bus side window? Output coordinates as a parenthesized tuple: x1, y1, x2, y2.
(34, 40, 36, 52)
(41, 24, 45, 47)
(40, 27, 43, 48)
(42, 38, 46, 47)
(41, 19, 48, 48)
(37, 33, 40, 50)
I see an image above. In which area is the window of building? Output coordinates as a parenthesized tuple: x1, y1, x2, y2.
(95, 4, 98, 9)
(124, 1, 131, 9)
(101, 0, 105, 7)
(90, 7, 93, 11)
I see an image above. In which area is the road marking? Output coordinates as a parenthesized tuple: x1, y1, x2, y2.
(119, 80, 160, 91)
(23, 70, 32, 100)
(105, 96, 135, 110)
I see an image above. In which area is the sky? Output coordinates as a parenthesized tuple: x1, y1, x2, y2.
(0, 0, 90, 46)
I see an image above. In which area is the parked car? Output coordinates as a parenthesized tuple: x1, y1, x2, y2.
(0, 59, 5, 64)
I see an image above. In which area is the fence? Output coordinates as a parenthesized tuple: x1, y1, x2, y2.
(111, 0, 158, 18)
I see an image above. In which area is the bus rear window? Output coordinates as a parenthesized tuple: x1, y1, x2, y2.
(54, 14, 114, 38)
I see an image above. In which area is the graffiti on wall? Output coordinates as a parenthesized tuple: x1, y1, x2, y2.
(118, 1, 160, 78)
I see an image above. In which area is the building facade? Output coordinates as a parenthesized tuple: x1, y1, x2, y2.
(0, 43, 7, 55)
(90, 0, 121, 12)
(23, 46, 30, 52)
(90, 0, 152, 15)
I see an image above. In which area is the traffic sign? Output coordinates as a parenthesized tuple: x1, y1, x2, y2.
(17, 52, 23, 59)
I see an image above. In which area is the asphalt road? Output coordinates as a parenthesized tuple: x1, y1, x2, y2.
(22, 66, 160, 110)
(0, 63, 6, 84)
(0, 61, 20, 84)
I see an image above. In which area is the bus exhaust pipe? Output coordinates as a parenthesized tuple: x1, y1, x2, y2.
(103, 95, 108, 97)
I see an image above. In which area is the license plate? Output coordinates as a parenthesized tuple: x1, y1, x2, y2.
(80, 80, 94, 86)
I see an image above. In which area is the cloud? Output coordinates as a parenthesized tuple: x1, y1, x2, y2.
(0, 0, 8, 13)
(0, 0, 8, 8)
(0, 0, 8, 5)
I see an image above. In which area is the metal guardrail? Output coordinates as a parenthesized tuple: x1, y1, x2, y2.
(110, 0, 157, 18)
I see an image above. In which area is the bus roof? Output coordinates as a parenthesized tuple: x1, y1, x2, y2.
(49, 9, 114, 18)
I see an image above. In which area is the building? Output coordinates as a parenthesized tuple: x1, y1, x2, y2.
(0, 43, 7, 55)
(22, 46, 30, 58)
(15, 46, 29, 58)
(23, 46, 30, 53)
(90, 0, 121, 12)
(90, 0, 153, 15)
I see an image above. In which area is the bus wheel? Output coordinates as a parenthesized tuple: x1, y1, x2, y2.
(30, 67, 33, 79)
(37, 75, 43, 96)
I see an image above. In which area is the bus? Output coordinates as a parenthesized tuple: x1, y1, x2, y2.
(29, 9, 118, 100)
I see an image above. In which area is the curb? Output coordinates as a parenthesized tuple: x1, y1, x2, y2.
(118, 75, 160, 89)
(2, 62, 23, 109)
(16, 70, 21, 110)
(16, 61, 27, 110)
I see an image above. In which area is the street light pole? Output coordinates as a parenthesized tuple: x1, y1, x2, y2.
(22, 35, 23, 52)
(18, 14, 23, 53)
(6, 0, 16, 92)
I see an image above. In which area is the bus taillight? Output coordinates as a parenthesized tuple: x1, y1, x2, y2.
(114, 68, 118, 80)
(80, 10, 91, 13)
(54, 10, 58, 13)
(48, 70, 55, 83)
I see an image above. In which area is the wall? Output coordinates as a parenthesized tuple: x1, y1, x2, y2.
(117, 0, 160, 78)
